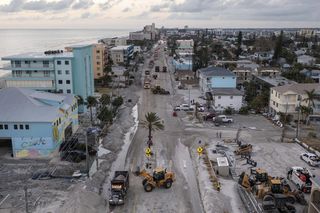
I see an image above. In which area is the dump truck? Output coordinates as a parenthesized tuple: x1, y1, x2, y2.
(155, 66, 160, 72)
(163, 66, 167, 72)
(135, 167, 175, 192)
(109, 171, 129, 205)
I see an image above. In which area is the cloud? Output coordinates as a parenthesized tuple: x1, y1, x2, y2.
(100, 0, 123, 10)
(0, 0, 76, 12)
(81, 12, 91, 19)
(72, 0, 94, 10)
(122, 7, 130, 12)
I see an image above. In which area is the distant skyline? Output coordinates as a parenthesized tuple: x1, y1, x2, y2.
(0, 0, 319, 29)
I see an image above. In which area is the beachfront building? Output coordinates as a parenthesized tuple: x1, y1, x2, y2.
(99, 37, 127, 47)
(129, 23, 158, 41)
(110, 45, 134, 64)
(92, 44, 105, 79)
(2, 50, 73, 94)
(0, 87, 78, 158)
(2, 45, 95, 101)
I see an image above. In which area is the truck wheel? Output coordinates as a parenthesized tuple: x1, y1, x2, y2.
(144, 183, 153, 192)
(164, 179, 173, 189)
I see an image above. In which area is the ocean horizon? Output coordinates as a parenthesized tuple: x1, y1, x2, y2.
(0, 28, 134, 75)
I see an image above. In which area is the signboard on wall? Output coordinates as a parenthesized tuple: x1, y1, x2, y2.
(13, 137, 53, 150)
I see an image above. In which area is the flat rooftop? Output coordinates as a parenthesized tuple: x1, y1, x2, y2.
(2, 51, 73, 60)
(253, 74, 296, 87)
(111, 45, 132, 50)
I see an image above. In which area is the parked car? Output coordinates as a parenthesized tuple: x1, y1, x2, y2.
(203, 112, 216, 121)
(213, 115, 233, 123)
(300, 153, 320, 167)
(174, 104, 193, 111)
(197, 106, 205, 112)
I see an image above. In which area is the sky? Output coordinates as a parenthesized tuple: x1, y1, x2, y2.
(0, 0, 319, 29)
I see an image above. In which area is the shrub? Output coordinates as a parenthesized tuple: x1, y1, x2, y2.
(239, 106, 250, 115)
(224, 107, 233, 115)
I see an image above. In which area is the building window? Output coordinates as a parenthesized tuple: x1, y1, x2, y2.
(276, 103, 278, 107)
(25, 125, 29, 130)
(271, 90, 273, 94)
(19, 124, 24, 130)
(58, 80, 63, 84)
(57, 61, 61, 65)
(59, 89, 63, 93)
(58, 70, 62, 75)
(97, 73, 101, 76)
(4, 125, 8, 130)
(65, 60, 69, 65)
(273, 101, 275, 105)
(96, 50, 100, 54)
(218, 96, 221, 99)
(230, 96, 233, 99)
(66, 80, 70, 84)
(16, 71, 22, 77)
(43, 61, 49, 68)
(14, 124, 18, 130)
(44, 71, 50, 77)
(0, 124, 3, 129)
(65, 70, 70, 75)
(67, 89, 71, 93)
(278, 94, 280, 98)
(14, 61, 21, 67)
(25, 61, 30, 64)
(26, 71, 32, 77)
(97, 62, 100, 65)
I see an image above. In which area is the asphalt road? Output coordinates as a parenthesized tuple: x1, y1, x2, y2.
(110, 42, 204, 213)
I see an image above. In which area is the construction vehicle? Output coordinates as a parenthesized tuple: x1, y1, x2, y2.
(109, 171, 129, 205)
(163, 66, 167, 72)
(238, 168, 307, 211)
(144, 77, 151, 89)
(155, 66, 160, 72)
(234, 144, 253, 155)
(151, 86, 170, 95)
(134, 167, 175, 192)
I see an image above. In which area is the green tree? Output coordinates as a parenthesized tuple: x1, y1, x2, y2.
(99, 94, 111, 106)
(87, 96, 98, 124)
(76, 95, 84, 106)
(236, 31, 243, 58)
(98, 106, 113, 124)
(303, 89, 320, 124)
(141, 112, 164, 145)
(112, 96, 124, 109)
(273, 30, 283, 61)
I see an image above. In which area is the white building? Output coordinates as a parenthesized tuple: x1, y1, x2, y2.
(110, 45, 134, 64)
(2, 51, 74, 94)
(176, 39, 194, 55)
(99, 37, 127, 47)
(211, 88, 243, 111)
(298, 55, 316, 66)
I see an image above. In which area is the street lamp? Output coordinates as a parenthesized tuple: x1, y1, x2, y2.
(295, 95, 302, 139)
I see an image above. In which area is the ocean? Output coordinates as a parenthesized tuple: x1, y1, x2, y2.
(0, 29, 133, 75)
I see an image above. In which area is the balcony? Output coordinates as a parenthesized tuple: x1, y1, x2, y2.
(1, 63, 54, 71)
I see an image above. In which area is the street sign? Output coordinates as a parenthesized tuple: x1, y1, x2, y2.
(197, 147, 203, 154)
(145, 147, 152, 157)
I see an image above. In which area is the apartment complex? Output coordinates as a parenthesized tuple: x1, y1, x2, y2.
(99, 37, 127, 47)
(110, 45, 134, 64)
(92, 44, 106, 79)
(2, 45, 94, 101)
(0, 87, 78, 158)
(129, 23, 158, 40)
(2, 50, 74, 94)
(176, 39, 194, 55)
(269, 83, 320, 118)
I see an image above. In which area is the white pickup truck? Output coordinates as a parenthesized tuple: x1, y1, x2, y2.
(300, 153, 320, 167)
(213, 115, 233, 123)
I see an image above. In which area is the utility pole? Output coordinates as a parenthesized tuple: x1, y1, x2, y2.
(189, 87, 191, 107)
(281, 96, 289, 142)
(85, 131, 89, 177)
(296, 95, 301, 139)
(24, 185, 29, 213)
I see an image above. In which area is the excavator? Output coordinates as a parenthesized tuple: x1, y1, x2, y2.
(238, 168, 307, 211)
(234, 144, 253, 155)
(134, 167, 175, 192)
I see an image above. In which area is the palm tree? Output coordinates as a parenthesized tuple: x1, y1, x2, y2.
(141, 112, 164, 147)
(303, 89, 319, 124)
(87, 96, 98, 124)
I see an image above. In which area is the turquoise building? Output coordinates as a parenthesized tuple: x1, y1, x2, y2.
(0, 87, 78, 158)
